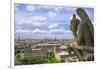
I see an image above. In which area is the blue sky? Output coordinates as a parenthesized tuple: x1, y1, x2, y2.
(14, 3, 94, 39)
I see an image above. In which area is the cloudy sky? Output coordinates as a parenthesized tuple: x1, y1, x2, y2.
(14, 3, 94, 39)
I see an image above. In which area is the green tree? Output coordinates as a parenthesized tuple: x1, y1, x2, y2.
(48, 52, 59, 63)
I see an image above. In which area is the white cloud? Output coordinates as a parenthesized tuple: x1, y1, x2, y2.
(41, 6, 54, 9)
(15, 29, 48, 34)
(15, 28, 72, 35)
(15, 29, 31, 33)
(65, 30, 72, 34)
(48, 29, 73, 39)
(26, 5, 36, 12)
(15, 28, 73, 39)
(66, 7, 77, 12)
(32, 16, 47, 23)
(43, 6, 52, 8)
(49, 28, 66, 34)
(48, 11, 57, 17)
(15, 15, 47, 27)
(54, 7, 63, 12)
(50, 29, 63, 34)
(32, 29, 48, 34)
(16, 17, 32, 25)
(32, 16, 47, 26)
(48, 24, 72, 34)
(55, 7, 77, 12)
(48, 23, 59, 29)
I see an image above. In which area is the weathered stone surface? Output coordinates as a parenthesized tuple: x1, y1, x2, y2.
(69, 8, 94, 61)
(70, 14, 80, 38)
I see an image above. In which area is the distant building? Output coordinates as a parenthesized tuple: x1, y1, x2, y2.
(24, 43, 61, 61)
(15, 40, 78, 63)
